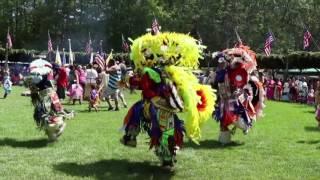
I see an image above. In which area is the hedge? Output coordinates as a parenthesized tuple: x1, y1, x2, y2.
(2, 48, 320, 70)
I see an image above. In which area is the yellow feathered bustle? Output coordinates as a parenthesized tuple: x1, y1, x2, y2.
(165, 66, 216, 143)
(130, 32, 205, 71)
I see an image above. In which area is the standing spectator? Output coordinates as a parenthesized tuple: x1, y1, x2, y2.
(266, 79, 275, 100)
(54, 65, 68, 100)
(84, 64, 98, 100)
(68, 83, 83, 105)
(105, 59, 121, 111)
(289, 80, 298, 102)
(274, 80, 282, 101)
(307, 88, 315, 105)
(68, 65, 78, 89)
(97, 67, 108, 100)
(118, 60, 128, 108)
(207, 70, 216, 86)
(282, 82, 290, 101)
(3, 73, 12, 99)
(315, 81, 320, 106)
(302, 82, 309, 103)
(76, 65, 86, 89)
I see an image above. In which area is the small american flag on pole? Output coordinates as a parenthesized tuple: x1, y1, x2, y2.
(48, 30, 53, 52)
(6, 28, 12, 49)
(152, 18, 160, 35)
(94, 54, 105, 70)
(303, 30, 312, 50)
(122, 34, 129, 52)
(264, 32, 274, 56)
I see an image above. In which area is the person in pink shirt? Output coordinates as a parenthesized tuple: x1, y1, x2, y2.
(274, 80, 282, 101)
(76, 65, 86, 90)
(68, 83, 83, 105)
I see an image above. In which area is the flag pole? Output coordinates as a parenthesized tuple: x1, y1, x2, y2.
(100, 40, 103, 54)
(87, 32, 93, 63)
(234, 27, 242, 45)
(68, 38, 73, 65)
(5, 27, 10, 72)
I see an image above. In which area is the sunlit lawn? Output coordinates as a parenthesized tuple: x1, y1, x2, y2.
(1, 87, 320, 179)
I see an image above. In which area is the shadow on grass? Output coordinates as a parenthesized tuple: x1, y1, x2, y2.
(304, 126, 320, 132)
(77, 109, 111, 113)
(184, 139, 244, 149)
(303, 110, 315, 114)
(54, 159, 174, 180)
(297, 140, 320, 144)
(0, 138, 48, 148)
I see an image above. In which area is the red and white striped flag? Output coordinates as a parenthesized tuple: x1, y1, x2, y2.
(152, 18, 160, 35)
(303, 30, 312, 50)
(6, 28, 12, 49)
(264, 32, 274, 56)
(94, 54, 105, 70)
(48, 30, 53, 52)
(122, 34, 129, 52)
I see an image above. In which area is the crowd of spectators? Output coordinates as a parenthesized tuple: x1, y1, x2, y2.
(264, 76, 318, 105)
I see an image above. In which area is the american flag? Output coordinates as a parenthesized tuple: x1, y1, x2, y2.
(303, 30, 312, 50)
(152, 18, 160, 35)
(48, 31, 53, 52)
(122, 34, 129, 52)
(94, 54, 105, 70)
(264, 32, 274, 56)
(6, 29, 12, 49)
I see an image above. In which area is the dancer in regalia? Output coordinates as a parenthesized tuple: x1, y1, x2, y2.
(212, 44, 265, 144)
(28, 59, 73, 141)
(120, 32, 216, 168)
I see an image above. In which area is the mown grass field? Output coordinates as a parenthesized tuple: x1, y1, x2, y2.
(1, 87, 320, 179)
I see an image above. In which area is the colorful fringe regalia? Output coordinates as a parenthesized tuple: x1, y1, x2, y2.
(28, 59, 74, 141)
(213, 45, 265, 144)
(121, 32, 216, 167)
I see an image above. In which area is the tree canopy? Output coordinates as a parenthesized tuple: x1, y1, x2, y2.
(0, 0, 319, 54)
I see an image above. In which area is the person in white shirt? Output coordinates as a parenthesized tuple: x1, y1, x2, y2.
(3, 74, 12, 99)
(84, 64, 98, 100)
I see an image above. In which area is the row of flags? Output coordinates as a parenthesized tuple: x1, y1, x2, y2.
(9, 17, 313, 61)
(48, 31, 130, 66)
(263, 29, 312, 56)
(48, 31, 75, 66)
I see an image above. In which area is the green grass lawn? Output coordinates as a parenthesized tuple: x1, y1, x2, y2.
(1, 87, 320, 179)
